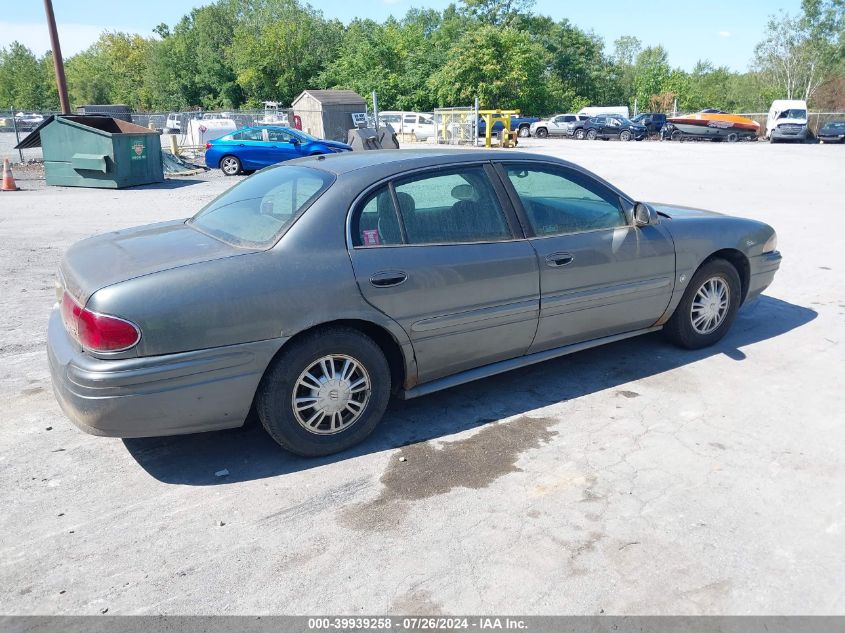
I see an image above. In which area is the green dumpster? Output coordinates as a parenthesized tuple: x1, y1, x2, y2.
(15, 115, 164, 188)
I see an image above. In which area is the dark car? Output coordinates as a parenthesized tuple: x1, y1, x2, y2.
(205, 126, 352, 175)
(818, 120, 845, 144)
(477, 114, 541, 138)
(631, 112, 667, 134)
(48, 150, 780, 457)
(584, 116, 648, 141)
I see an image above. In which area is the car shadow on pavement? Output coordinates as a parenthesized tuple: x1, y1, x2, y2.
(123, 295, 816, 485)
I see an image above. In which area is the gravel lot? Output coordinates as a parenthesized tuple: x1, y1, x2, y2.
(1, 139, 843, 615)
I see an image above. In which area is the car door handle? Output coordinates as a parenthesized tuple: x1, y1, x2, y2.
(545, 252, 574, 267)
(369, 271, 408, 287)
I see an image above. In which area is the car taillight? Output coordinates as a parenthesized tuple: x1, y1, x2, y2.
(61, 292, 141, 353)
(205, 142, 212, 150)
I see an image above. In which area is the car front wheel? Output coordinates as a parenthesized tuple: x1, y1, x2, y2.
(220, 155, 242, 176)
(535, 127, 548, 138)
(257, 327, 391, 456)
(574, 129, 585, 140)
(664, 259, 741, 349)
(620, 130, 632, 141)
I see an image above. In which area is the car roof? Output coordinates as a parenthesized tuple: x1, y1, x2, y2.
(287, 148, 623, 188)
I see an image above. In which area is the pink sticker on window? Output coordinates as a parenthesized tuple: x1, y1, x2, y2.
(362, 229, 381, 246)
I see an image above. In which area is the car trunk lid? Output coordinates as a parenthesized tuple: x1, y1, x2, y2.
(60, 219, 256, 304)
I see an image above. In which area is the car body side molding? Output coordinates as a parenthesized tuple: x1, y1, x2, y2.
(399, 325, 662, 400)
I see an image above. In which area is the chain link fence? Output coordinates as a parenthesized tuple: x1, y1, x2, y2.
(433, 106, 479, 145)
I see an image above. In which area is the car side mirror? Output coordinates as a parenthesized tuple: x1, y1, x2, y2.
(634, 202, 657, 226)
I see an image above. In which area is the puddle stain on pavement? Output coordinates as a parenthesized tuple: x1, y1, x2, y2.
(338, 416, 558, 531)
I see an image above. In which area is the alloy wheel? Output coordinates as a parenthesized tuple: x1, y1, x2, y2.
(221, 156, 240, 175)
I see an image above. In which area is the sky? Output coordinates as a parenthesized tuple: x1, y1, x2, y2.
(1, 0, 803, 72)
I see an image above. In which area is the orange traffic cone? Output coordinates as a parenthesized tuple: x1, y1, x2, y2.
(2, 159, 20, 191)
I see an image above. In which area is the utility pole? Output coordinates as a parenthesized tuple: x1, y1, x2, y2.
(43, 0, 70, 114)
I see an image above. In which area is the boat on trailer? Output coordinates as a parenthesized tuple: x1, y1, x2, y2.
(666, 109, 760, 142)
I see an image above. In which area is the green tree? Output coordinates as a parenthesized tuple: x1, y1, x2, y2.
(754, 11, 832, 101)
(0, 42, 55, 110)
(632, 46, 671, 110)
(427, 25, 546, 111)
(459, 0, 536, 26)
(229, 0, 342, 107)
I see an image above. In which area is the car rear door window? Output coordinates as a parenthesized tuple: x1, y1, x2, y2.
(232, 129, 264, 141)
(353, 187, 403, 247)
(504, 166, 626, 236)
(394, 168, 512, 244)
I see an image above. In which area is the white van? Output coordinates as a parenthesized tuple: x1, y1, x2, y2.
(578, 106, 630, 119)
(766, 99, 808, 143)
(378, 111, 435, 141)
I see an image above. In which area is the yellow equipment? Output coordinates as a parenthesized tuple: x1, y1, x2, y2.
(479, 109, 521, 148)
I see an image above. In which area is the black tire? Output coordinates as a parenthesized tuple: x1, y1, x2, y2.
(664, 258, 742, 349)
(535, 127, 548, 138)
(517, 125, 531, 137)
(574, 128, 585, 140)
(220, 155, 242, 176)
(586, 129, 598, 140)
(256, 327, 391, 457)
(620, 130, 632, 142)
(671, 130, 683, 142)
(727, 132, 738, 143)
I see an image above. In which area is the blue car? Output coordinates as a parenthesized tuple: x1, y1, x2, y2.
(205, 126, 353, 175)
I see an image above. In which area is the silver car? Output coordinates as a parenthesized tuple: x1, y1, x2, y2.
(48, 150, 782, 456)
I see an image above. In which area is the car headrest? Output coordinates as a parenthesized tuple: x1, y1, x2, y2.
(451, 184, 477, 201)
(396, 191, 415, 215)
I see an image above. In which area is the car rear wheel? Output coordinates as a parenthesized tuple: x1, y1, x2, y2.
(664, 259, 741, 349)
(517, 125, 531, 137)
(574, 129, 585, 140)
(220, 155, 242, 176)
(586, 129, 597, 140)
(256, 327, 391, 456)
(671, 130, 683, 142)
(535, 127, 548, 138)
(620, 130, 632, 142)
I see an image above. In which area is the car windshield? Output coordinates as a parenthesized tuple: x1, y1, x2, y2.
(825, 121, 845, 129)
(188, 166, 333, 248)
(778, 109, 807, 120)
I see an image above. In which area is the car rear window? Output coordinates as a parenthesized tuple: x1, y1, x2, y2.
(189, 166, 333, 248)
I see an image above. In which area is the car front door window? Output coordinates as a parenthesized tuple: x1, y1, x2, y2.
(504, 166, 626, 235)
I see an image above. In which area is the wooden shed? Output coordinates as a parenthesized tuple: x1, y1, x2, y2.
(292, 90, 367, 142)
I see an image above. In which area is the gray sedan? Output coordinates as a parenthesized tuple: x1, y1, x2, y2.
(48, 150, 782, 456)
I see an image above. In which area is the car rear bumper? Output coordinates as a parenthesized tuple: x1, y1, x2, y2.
(47, 308, 284, 438)
(746, 250, 782, 302)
